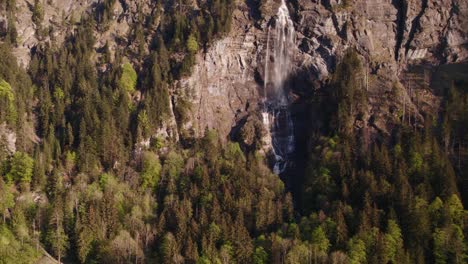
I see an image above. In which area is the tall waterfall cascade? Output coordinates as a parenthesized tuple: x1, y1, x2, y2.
(262, 0, 296, 174)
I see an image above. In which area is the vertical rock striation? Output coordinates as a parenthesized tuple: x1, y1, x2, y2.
(4, 0, 467, 147)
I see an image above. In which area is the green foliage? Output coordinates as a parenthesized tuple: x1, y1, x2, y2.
(383, 220, 403, 263)
(429, 197, 444, 226)
(1, 0, 465, 263)
(151, 136, 165, 150)
(11, 208, 28, 245)
(409, 151, 423, 173)
(348, 238, 366, 264)
(96, 0, 117, 29)
(46, 208, 69, 262)
(173, 97, 192, 125)
(301, 55, 467, 261)
(6, 15, 17, 45)
(446, 194, 464, 225)
(446, 224, 467, 263)
(46, 226, 68, 262)
(285, 243, 310, 264)
(329, 49, 366, 133)
(311, 226, 330, 253)
(160, 232, 177, 263)
(0, 225, 41, 264)
(197, 255, 211, 264)
(433, 228, 448, 264)
(0, 79, 16, 124)
(32, 0, 44, 26)
(0, 2, 293, 264)
(252, 246, 268, 264)
(137, 110, 150, 138)
(64, 151, 76, 175)
(207, 0, 234, 36)
(142, 51, 171, 126)
(225, 142, 245, 162)
(6, 152, 34, 185)
(0, 79, 13, 100)
(179, 53, 196, 77)
(0, 180, 14, 223)
(163, 151, 184, 180)
(186, 34, 199, 54)
(98, 172, 112, 189)
(430, 222, 466, 264)
(76, 224, 94, 263)
(104, 230, 143, 263)
(0, 44, 32, 137)
(140, 151, 161, 190)
(119, 62, 138, 93)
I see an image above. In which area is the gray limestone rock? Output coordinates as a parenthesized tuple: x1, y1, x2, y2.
(5, 0, 467, 141)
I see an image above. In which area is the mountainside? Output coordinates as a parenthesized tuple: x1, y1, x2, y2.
(178, 0, 468, 139)
(3, 0, 467, 138)
(0, 0, 467, 263)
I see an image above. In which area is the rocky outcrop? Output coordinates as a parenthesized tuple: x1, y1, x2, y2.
(4, 0, 467, 142)
(308, 0, 468, 64)
(175, 0, 467, 140)
(174, 6, 265, 138)
(9, 0, 141, 67)
(10, 0, 98, 66)
(176, 1, 330, 139)
(0, 123, 16, 154)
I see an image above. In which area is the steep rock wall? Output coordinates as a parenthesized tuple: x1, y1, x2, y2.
(3, 0, 467, 142)
(176, 0, 468, 140)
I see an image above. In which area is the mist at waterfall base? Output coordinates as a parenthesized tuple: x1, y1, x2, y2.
(262, 0, 296, 175)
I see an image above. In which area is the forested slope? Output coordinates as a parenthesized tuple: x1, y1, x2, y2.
(0, 0, 466, 263)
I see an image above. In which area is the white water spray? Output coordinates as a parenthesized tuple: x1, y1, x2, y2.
(263, 0, 296, 174)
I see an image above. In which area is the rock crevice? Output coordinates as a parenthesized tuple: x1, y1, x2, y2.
(404, 0, 428, 56)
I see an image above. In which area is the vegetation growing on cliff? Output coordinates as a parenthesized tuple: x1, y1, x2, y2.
(298, 50, 467, 263)
(0, 2, 466, 264)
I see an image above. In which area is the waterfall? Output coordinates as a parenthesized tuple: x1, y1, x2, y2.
(263, 0, 295, 174)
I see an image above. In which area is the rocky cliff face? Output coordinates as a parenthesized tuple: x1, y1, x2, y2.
(176, 0, 468, 141)
(6, 0, 98, 66)
(3, 0, 468, 142)
(4, 0, 149, 67)
(175, 10, 264, 139)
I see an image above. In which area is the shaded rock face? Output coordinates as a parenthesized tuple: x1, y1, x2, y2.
(177, 0, 467, 141)
(0, 15, 7, 36)
(5, 0, 467, 143)
(295, 0, 468, 74)
(176, 1, 330, 139)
